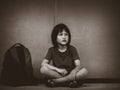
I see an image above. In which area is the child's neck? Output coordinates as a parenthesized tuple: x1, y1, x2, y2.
(58, 45, 67, 52)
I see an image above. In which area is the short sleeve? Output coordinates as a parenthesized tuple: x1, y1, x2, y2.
(71, 46, 80, 60)
(44, 47, 53, 61)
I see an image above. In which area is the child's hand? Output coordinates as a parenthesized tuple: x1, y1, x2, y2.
(58, 69, 68, 76)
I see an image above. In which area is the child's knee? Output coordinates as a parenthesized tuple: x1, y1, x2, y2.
(82, 67, 88, 77)
(40, 66, 49, 74)
(76, 67, 88, 79)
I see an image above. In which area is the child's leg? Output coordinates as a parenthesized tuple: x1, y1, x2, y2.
(52, 72, 76, 83)
(75, 67, 88, 80)
(40, 65, 63, 79)
(52, 67, 88, 83)
(52, 75, 69, 83)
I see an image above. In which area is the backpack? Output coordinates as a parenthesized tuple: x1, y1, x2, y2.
(1, 43, 34, 86)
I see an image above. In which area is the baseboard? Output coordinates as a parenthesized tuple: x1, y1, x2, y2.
(79, 78, 120, 83)
(35, 78, 120, 83)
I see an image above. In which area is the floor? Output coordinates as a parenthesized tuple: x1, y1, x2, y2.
(0, 83, 120, 90)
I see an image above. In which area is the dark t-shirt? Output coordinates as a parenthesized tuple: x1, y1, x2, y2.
(45, 45, 80, 73)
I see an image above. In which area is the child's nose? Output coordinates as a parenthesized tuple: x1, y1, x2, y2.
(62, 35, 66, 38)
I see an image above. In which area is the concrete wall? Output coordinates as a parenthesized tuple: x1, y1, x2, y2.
(57, 0, 120, 78)
(0, 0, 55, 78)
(0, 0, 120, 79)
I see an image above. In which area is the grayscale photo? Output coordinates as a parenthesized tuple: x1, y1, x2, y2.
(0, 0, 120, 90)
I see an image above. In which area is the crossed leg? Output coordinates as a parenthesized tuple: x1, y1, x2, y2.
(40, 65, 63, 79)
(40, 65, 88, 83)
(52, 67, 88, 83)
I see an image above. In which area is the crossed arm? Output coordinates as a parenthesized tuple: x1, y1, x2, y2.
(41, 59, 82, 77)
(41, 59, 68, 76)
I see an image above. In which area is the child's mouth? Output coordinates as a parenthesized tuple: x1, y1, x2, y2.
(62, 40, 66, 42)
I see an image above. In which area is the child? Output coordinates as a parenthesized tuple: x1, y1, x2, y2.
(40, 23, 88, 87)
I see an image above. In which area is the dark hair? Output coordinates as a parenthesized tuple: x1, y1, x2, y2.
(51, 23, 71, 48)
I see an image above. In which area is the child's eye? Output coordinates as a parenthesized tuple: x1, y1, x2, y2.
(58, 33, 63, 36)
(65, 33, 68, 36)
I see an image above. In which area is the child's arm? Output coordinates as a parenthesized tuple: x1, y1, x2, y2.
(41, 59, 60, 72)
(68, 59, 82, 80)
(41, 59, 68, 76)
(74, 59, 82, 72)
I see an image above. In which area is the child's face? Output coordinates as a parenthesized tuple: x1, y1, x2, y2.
(57, 30, 69, 46)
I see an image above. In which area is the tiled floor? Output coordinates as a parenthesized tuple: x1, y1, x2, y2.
(0, 83, 120, 90)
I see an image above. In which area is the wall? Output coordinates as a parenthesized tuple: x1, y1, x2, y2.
(0, 0, 55, 78)
(0, 0, 120, 79)
(57, 0, 120, 78)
